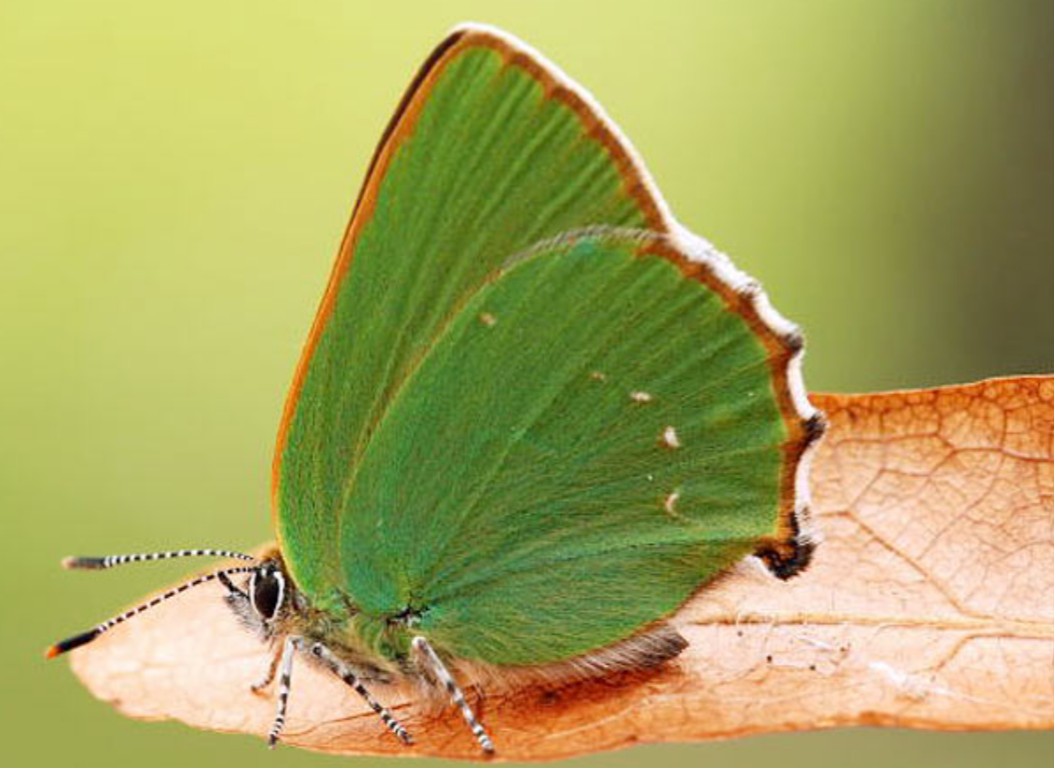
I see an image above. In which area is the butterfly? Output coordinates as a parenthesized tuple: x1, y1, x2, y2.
(47, 22, 823, 754)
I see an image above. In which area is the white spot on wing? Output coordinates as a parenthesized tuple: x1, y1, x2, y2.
(661, 425, 681, 448)
(664, 492, 679, 514)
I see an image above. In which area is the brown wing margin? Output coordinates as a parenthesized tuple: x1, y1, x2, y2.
(638, 234, 826, 578)
(270, 22, 822, 578)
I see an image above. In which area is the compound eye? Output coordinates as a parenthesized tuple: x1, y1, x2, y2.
(250, 567, 284, 620)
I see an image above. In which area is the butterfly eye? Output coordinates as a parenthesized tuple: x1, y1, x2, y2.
(250, 566, 284, 621)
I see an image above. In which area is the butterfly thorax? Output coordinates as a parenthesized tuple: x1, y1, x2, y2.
(233, 549, 406, 677)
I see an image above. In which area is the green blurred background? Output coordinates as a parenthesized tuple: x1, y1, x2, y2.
(2, 1, 1051, 766)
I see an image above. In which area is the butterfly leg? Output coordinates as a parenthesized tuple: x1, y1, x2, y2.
(267, 635, 301, 748)
(216, 569, 248, 600)
(217, 569, 257, 631)
(218, 569, 279, 692)
(411, 636, 494, 754)
(308, 641, 413, 745)
(251, 645, 282, 693)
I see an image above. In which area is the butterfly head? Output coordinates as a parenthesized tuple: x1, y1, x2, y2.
(224, 553, 304, 639)
(44, 547, 293, 658)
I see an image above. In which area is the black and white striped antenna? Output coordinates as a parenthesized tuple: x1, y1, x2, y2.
(62, 548, 255, 570)
(45, 548, 257, 659)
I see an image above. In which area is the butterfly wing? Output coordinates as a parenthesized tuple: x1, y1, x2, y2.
(275, 26, 819, 649)
(340, 231, 818, 665)
(273, 26, 673, 600)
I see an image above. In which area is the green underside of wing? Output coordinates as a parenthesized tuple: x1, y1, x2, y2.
(340, 234, 785, 666)
(278, 46, 651, 602)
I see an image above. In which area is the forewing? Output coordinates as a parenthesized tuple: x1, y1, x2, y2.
(274, 27, 669, 600)
(341, 232, 814, 665)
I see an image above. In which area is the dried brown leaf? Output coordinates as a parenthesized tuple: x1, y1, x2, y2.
(66, 376, 1054, 760)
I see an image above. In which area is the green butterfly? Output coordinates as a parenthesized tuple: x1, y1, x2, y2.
(48, 23, 823, 754)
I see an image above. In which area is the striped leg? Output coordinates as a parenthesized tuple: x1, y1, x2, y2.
(308, 642, 413, 745)
(216, 569, 248, 600)
(252, 645, 282, 693)
(267, 635, 301, 748)
(412, 636, 494, 754)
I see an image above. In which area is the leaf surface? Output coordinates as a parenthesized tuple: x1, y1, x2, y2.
(67, 376, 1054, 761)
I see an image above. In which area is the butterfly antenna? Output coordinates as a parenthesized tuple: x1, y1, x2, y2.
(61, 548, 256, 570)
(44, 564, 257, 658)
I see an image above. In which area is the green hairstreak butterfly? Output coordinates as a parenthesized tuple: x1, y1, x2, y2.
(47, 23, 824, 753)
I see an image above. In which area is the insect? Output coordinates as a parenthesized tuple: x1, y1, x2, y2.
(47, 23, 824, 754)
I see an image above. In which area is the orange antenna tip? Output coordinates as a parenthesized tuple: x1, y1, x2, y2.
(45, 629, 100, 658)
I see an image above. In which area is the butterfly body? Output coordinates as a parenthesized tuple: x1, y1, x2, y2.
(49, 23, 824, 755)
